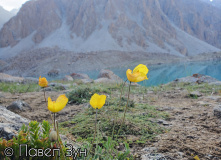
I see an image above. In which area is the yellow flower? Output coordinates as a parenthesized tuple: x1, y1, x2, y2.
(90, 93, 106, 109)
(193, 155, 200, 160)
(48, 95, 68, 112)
(126, 64, 148, 82)
(39, 76, 48, 87)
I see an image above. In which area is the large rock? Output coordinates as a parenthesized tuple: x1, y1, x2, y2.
(47, 69, 59, 77)
(214, 105, 221, 119)
(63, 75, 73, 82)
(96, 69, 123, 84)
(0, 73, 24, 83)
(140, 147, 167, 160)
(23, 77, 39, 84)
(49, 83, 70, 90)
(0, 106, 30, 140)
(94, 78, 116, 84)
(208, 81, 221, 86)
(7, 100, 32, 113)
(70, 73, 90, 80)
(173, 74, 219, 84)
(189, 91, 202, 97)
(80, 79, 93, 84)
(70, 73, 93, 84)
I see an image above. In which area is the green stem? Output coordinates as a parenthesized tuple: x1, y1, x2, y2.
(89, 109, 98, 154)
(56, 121, 65, 160)
(112, 79, 127, 139)
(43, 88, 53, 124)
(117, 81, 131, 136)
(54, 113, 56, 130)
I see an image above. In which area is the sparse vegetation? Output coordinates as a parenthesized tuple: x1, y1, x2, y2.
(0, 82, 40, 93)
(1, 75, 220, 159)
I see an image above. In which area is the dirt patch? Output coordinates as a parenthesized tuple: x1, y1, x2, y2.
(0, 91, 83, 123)
(131, 89, 221, 159)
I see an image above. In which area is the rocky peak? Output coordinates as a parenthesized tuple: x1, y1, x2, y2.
(159, 0, 221, 48)
(0, 0, 220, 56)
(0, 0, 62, 47)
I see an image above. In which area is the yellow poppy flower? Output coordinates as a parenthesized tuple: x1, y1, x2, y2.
(48, 95, 68, 112)
(90, 93, 106, 109)
(194, 155, 200, 160)
(39, 76, 48, 87)
(126, 64, 148, 82)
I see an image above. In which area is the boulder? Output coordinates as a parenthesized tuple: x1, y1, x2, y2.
(70, 73, 90, 80)
(214, 105, 221, 119)
(140, 147, 167, 160)
(47, 69, 59, 77)
(23, 77, 39, 84)
(7, 100, 32, 113)
(205, 96, 221, 101)
(173, 74, 219, 84)
(0, 73, 24, 83)
(81, 79, 93, 84)
(208, 81, 221, 86)
(0, 106, 29, 140)
(96, 69, 123, 84)
(94, 78, 116, 84)
(63, 75, 73, 82)
(41, 87, 53, 91)
(190, 91, 202, 97)
(49, 83, 70, 90)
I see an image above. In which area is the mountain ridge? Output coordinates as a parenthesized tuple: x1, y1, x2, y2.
(0, 0, 220, 59)
(0, 6, 16, 29)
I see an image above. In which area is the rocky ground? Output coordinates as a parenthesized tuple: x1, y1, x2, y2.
(1, 48, 220, 78)
(0, 72, 221, 159)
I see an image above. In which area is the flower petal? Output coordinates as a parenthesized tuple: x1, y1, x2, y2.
(133, 64, 148, 75)
(54, 95, 68, 112)
(90, 93, 106, 109)
(48, 97, 55, 112)
(126, 69, 140, 82)
(134, 72, 148, 82)
(90, 93, 99, 109)
(97, 95, 106, 109)
(48, 95, 68, 113)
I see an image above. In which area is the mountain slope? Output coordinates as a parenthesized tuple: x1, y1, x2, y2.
(0, 0, 220, 60)
(159, 0, 221, 48)
(0, 6, 15, 29)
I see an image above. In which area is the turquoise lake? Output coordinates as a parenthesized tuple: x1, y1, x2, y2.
(45, 60, 221, 87)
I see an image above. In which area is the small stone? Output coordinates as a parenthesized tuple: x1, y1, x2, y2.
(157, 119, 170, 126)
(141, 147, 157, 152)
(42, 87, 52, 91)
(0, 126, 17, 140)
(81, 79, 93, 84)
(49, 83, 70, 90)
(197, 101, 211, 106)
(147, 91, 154, 94)
(83, 103, 90, 109)
(190, 91, 202, 97)
(141, 153, 166, 160)
(208, 81, 221, 86)
(205, 96, 221, 101)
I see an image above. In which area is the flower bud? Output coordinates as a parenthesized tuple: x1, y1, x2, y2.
(49, 130, 57, 142)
